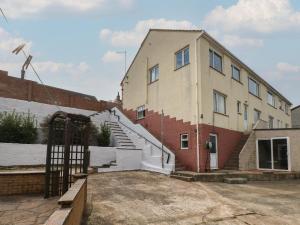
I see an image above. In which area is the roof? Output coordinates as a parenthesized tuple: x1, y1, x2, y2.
(121, 29, 292, 105)
(291, 105, 300, 111)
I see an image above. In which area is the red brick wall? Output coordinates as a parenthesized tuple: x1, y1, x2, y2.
(0, 70, 120, 112)
(0, 171, 45, 195)
(123, 108, 243, 172)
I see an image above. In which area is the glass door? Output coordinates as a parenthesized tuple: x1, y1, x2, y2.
(257, 138, 289, 170)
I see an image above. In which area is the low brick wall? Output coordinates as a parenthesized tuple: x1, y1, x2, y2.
(0, 171, 45, 196)
(44, 177, 87, 225)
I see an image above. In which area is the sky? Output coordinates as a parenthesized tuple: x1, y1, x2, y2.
(0, 0, 300, 106)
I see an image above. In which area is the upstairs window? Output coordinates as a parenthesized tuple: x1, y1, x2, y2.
(254, 109, 261, 124)
(175, 47, 189, 69)
(269, 116, 274, 129)
(279, 100, 284, 111)
(267, 92, 275, 107)
(149, 65, 159, 83)
(209, 49, 222, 73)
(213, 91, 226, 115)
(232, 65, 241, 82)
(285, 104, 289, 114)
(237, 101, 241, 114)
(137, 105, 145, 119)
(180, 134, 189, 149)
(248, 78, 259, 97)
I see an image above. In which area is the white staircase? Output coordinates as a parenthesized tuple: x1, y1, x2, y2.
(93, 107, 175, 174)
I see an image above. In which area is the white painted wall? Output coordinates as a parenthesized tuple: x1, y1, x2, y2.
(0, 143, 117, 167)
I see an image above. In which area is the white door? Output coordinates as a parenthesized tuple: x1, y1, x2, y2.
(209, 134, 218, 169)
(244, 104, 248, 130)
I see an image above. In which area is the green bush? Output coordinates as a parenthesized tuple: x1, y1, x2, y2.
(0, 111, 37, 143)
(97, 124, 111, 146)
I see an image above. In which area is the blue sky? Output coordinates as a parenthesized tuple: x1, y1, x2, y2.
(0, 0, 300, 106)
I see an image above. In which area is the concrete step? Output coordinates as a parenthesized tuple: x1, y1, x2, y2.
(224, 177, 248, 184)
(170, 174, 194, 182)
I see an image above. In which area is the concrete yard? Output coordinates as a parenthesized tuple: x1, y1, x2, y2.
(0, 195, 58, 225)
(85, 171, 300, 225)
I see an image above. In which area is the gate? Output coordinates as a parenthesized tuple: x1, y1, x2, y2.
(44, 111, 90, 198)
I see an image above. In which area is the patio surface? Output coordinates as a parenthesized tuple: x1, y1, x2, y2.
(85, 171, 300, 225)
(0, 194, 58, 225)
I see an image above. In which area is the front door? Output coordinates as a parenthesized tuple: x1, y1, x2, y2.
(209, 134, 218, 169)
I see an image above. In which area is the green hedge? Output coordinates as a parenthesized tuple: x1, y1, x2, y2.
(0, 111, 37, 143)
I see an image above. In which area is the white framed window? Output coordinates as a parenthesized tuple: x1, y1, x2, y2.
(237, 101, 241, 114)
(137, 105, 145, 119)
(231, 65, 241, 81)
(175, 47, 189, 69)
(279, 100, 284, 111)
(213, 91, 226, 114)
(248, 78, 259, 97)
(149, 65, 159, 83)
(180, 134, 189, 149)
(277, 119, 281, 128)
(254, 109, 261, 124)
(209, 49, 222, 72)
(269, 116, 274, 129)
(285, 104, 289, 114)
(267, 92, 275, 107)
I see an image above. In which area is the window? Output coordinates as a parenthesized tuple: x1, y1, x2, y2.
(176, 47, 189, 69)
(149, 65, 159, 83)
(285, 123, 289, 128)
(267, 92, 275, 107)
(248, 78, 259, 97)
(180, 134, 189, 149)
(209, 49, 222, 72)
(213, 91, 226, 114)
(137, 105, 145, 119)
(232, 65, 241, 81)
(237, 101, 241, 114)
(277, 119, 281, 128)
(285, 104, 289, 114)
(254, 109, 261, 124)
(269, 116, 274, 129)
(279, 100, 284, 111)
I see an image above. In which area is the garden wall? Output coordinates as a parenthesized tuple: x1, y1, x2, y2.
(0, 171, 45, 195)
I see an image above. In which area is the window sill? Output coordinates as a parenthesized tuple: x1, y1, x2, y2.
(249, 92, 262, 100)
(268, 103, 277, 109)
(136, 117, 145, 121)
(174, 63, 190, 71)
(214, 111, 229, 117)
(180, 148, 189, 150)
(148, 79, 159, 85)
(232, 77, 243, 85)
(210, 66, 225, 76)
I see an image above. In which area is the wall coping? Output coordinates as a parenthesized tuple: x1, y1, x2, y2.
(254, 128, 300, 131)
(0, 171, 45, 175)
(58, 179, 86, 206)
(44, 208, 72, 225)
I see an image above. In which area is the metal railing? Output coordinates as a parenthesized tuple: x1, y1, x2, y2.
(109, 109, 171, 164)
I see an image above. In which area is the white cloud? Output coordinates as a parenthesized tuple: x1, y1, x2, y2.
(99, 18, 198, 47)
(222, 35, 264, 48)
(101, 51, 123, 63)
(277, 62, 300, 73)
(203, 0, 300, 33)
(1, 0, 135, 19)
(0, 27, 32, 52)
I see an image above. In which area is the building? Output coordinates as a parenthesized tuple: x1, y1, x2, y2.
(292, 106, 300, 128)
(121, 29, 292, 172)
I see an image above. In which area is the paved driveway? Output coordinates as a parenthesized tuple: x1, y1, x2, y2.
(85, 171, 300, 225)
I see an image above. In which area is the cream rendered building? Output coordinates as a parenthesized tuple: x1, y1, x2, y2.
(121, 29, 292, 172)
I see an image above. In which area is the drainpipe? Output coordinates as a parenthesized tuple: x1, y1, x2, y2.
(195, 38, 200, 173)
